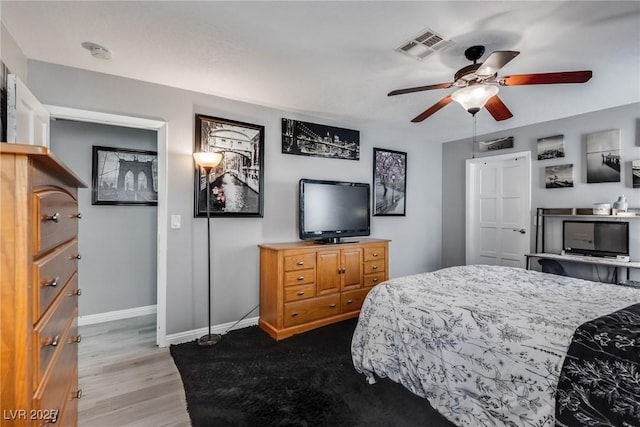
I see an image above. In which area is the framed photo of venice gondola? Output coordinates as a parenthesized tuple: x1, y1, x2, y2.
(193, 114, 265, 217)
(91, 145, 158, 206)
(373, 148, 407, 216)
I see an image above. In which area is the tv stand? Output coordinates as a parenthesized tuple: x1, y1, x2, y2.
(258, 238, 390, 340)
(316, 237, 356, 244)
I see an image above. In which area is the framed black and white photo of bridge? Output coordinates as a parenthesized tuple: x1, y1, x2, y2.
(91, 146, 158, 206)
(281, 118, 359, 160)
(194, 114, 265, 217)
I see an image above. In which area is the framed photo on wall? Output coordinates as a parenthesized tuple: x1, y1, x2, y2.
(91, 146, 158, 205)
(373, 148, 406, 216)
(281, 118, 360, 160)
(586, 129, 621, 183)
(544, 163, 574, 188)
(537, 134, 565, 160)
(194, 114, 265, 217)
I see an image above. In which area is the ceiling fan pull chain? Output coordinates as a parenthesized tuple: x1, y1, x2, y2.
(472, 114, 477, 159)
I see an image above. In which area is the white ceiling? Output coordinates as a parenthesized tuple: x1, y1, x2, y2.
(2, 1, 639, 143)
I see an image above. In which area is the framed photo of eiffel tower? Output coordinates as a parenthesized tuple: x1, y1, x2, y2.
(281, 118, 360, 160)
(91, 145, 158, 205)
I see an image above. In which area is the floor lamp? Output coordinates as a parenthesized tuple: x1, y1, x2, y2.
(193, 151, 223, 347)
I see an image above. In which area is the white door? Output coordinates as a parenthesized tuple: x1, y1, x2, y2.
(466, 151, 531, 267)
(7, 74, 50, 147)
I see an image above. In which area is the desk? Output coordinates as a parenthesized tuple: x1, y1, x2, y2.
(525, 253, 640, 282)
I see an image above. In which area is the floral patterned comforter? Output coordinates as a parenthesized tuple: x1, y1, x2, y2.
(351, 265, 640, 427)
(555, 303, 640, 426)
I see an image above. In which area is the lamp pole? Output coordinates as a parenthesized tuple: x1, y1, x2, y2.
(193, 151, 223, 347)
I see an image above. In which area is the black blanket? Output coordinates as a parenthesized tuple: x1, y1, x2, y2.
(555, 303, 640, 426)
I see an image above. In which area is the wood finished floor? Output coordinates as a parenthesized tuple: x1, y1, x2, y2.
(78, 315, 191, 426)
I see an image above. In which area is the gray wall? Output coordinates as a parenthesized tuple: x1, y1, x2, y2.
(442, 103, 640, 281)
(49, 120, 158, 316)
(25, 60, 443, 335)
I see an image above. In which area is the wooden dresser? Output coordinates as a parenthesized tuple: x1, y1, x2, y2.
(1, 144, 86, 426)
(258, 238, 389, 340)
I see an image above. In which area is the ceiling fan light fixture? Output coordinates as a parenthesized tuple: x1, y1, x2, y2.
(451, 84, 499, 115)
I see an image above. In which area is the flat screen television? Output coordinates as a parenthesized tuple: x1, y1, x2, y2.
(562, 220, 629, 258)
(299, 178, 370, 243)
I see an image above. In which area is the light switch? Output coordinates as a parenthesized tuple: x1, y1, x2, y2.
(170, 215, 181, 229)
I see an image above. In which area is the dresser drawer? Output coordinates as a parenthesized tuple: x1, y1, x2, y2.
(33, 190, 79, 257)
(284, 269, 315, 286)
(364, 272, 386, 287)
(284, 284, 315, 302)
(364, 259, 385, 274)
(341, 288, 370, 313)
(284, 294, 340, 327)
(33, 240, 79, 322)
(363, 246, 386, 262)
(35, 278, 79, 383)
(283, 252, 316, 271)
(34, 317, 78, 424)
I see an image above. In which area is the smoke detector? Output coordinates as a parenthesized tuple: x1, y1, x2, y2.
(81, 42, 112, 60)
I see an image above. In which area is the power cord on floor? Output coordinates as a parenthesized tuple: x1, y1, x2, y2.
(223, 304, 260, 335)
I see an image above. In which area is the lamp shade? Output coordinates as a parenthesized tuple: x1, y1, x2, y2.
(193, 151, 223, 169)
(451, 84, 499, 115)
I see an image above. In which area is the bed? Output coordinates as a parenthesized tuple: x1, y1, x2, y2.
(351, 265, 640, 427)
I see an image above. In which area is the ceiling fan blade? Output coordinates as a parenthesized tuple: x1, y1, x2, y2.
(411, 96, 453, 122)
(484, 95, 513, 121)
(500, 70, 593, 86)
(476, 51, 520, 77)
(388, 82, 453, 96)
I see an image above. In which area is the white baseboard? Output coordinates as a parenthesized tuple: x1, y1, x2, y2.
(165, 316, 260, 346)
(78, 305, 157, 326)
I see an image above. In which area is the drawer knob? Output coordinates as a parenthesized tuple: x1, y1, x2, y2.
(329, 303, 336, 308)
(71, 288, 82, 296)
(72, 212, 82, 219)
(372, 265, 378, 270)
(70, 254, 82, 260)
(69, 335, 82, 344)
(46, 335, 60, 347)
(297, 276, 305, 281)
(44, 276, 60, 288)
(346, 300, 353, 304)
(297, 261, 304, 266)
(74, 389, 83, 399)
(372, 278, 379, 283)
(291, 312, 299, 317)
(372, 253, 378, 257)
(296, 291, 305, 296)
(46, 212, 61, 223)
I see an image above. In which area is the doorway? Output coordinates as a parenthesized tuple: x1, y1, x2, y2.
(466, 151, 531, 267)
(46, 105, 168, 346)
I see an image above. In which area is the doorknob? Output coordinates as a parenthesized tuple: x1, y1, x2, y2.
(513, 228, 526, 234)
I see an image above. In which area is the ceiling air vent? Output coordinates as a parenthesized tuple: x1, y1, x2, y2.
(396, 28, 454, 60)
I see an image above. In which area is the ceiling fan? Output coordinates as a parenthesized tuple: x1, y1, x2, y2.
(388, 45, 593, 123)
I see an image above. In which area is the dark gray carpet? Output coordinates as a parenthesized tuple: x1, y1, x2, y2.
(170, 318, 456, 427)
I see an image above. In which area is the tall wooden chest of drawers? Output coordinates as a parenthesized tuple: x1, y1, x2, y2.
(1, 144, 86, 426)
(259, 238, 389, 340)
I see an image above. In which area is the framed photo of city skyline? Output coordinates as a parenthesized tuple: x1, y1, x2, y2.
(91, 146, 158, 206)
(281, 118, 360, 160)
(194, 114, 264, 217)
